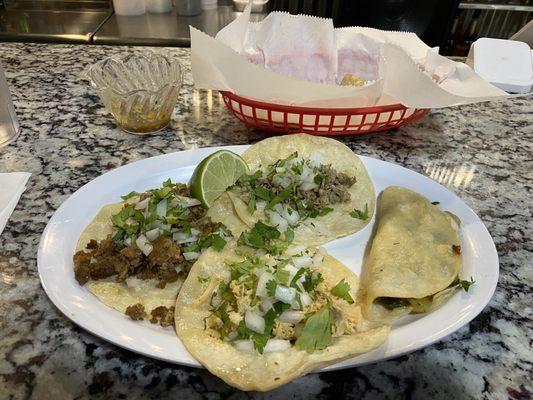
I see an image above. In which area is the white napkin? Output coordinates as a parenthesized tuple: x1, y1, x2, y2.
(0, 172, 30, 236)
(191, 6, 509, 108)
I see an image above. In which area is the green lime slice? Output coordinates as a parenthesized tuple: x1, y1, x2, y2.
(189, 150, 249, 208)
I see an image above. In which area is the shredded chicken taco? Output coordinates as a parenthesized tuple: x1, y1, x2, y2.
(362, 186, 464, 323)
(210, 134, 375, 246)
(174, 221, 389, 391)
(73, 180, 237, 327)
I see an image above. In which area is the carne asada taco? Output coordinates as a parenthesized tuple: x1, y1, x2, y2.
(211, 134, 375, 246)
(73, 180, 236, 327)
(362, 186, 463, 323)
(174, 234, 389, 391)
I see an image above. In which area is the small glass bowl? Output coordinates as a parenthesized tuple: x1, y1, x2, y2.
(83, 53, 182, 134)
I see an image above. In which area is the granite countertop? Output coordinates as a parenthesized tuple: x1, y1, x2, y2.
(0, 43, 531, 400)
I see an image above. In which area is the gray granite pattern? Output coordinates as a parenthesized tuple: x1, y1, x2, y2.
(0, 43, 531, 400)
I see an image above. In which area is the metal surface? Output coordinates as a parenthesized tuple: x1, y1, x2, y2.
(459, 2, 533, 12)
(93, 5, 265, 47)
(0, 8, 112, 43)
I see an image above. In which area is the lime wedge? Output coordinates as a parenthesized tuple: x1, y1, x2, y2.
(189, 150, 248, 208)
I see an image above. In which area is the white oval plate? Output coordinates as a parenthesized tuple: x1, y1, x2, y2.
(38, 146, 499, 370)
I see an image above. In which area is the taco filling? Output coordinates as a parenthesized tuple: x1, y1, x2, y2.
(203, 245, 362, 354)
(73, 179, 231, 325)
(231, 151, 361, 233)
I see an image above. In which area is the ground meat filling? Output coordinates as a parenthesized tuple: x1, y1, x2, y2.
(125, 303, 146, 321)
(150, 306, 175, 327)
(254, 164, 356, 208)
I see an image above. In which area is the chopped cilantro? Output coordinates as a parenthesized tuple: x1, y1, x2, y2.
(247, 192, 256, 214)
(318, 207, 333, 217)
(237, 170, 262, 185)
(197, 276, 209, 283)
(290, 267, 307, 288)
(295, 302, 334, 353)
(275, 267, 290, 286)
(253, 186, 273, 201)
(331, 279, 354, 304)
(228, 258, 259, 281)
(237, 221, 283, 254)
(268, 184, 295, 208)
(121, 191, 140, 200)
(459, 277, 475, 292)
(285, 227, 294, 244)
(217, 282, 236, 303)
(266, 279, 277, 297)
(303, 271, 324, 293)
(199, 232, 227, 252)
(350, 203, 369, 220)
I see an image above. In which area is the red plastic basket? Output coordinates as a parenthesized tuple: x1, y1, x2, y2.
(221, 91, 429, 135)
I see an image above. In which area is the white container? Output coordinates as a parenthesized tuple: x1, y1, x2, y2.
(233, 0, 268, 13)
(469, 38, 533, 94)
(113, 0, 146, 16)
(146, 0, 173, 13)
(201, 0, 217, 10)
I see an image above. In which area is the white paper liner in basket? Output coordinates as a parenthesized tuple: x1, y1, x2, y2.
(191, 4, 508, 110)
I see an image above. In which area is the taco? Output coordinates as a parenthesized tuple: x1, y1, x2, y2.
(211, 134, 375, 246)
(174, 236, 389, 391)
(73, 180, 237, 327)
(361, 186, 463, 323)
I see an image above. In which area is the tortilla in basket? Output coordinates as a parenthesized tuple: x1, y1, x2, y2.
(361, 186, 463, 323)
(174, 241, 389, 391)
(210, 134, 375, 246)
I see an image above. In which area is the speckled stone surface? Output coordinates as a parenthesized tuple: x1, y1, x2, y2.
(0, 43, 531, 400)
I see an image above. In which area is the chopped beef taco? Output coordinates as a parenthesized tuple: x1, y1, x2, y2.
(211, 134, 375, 246)
(73, 180, 235, 327)
(174, 233, 389, 391)
(361, 186, 463, 323)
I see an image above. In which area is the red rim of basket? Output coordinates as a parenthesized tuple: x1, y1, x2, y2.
(219, 91, 420, 114)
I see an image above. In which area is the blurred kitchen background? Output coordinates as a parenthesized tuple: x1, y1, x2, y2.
(0, 0, 531, 54)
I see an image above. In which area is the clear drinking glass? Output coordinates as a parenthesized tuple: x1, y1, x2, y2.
(0, 62, 19, 148)
(83, 53, 182, 134)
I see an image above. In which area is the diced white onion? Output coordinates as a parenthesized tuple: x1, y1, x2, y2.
(136, 234, 153, 256)
(300, 291, 313, 308)
(245, 311, 265, 334)
(176, 196, 201, 208)
(292, 254, 312, 269)
(135, 197, 150, 210)
(284, 263, 300, 282)
(256, 200, 267, 213)
(183, 251, 199, 261)
(312, 250, 325, 269)
(145, 228, 161, 241)
(266, 209, 288, 232)
(299, 181, 318, 191)
(227, 331, 238, 340)
(309, 151, 325, 167)
(278, 310, 305, 324)
(285, 246, 306, 256)
(233, 340, 254, 353)
(156, 199, 167, 217)
(173, 232, 198, 244)
(260, 297, 274, 312)
(255, 271, 274, 298)
(272, 174, 292, 188)
(190, 228, 201, 236)
(123, 237, 132, 247)
(264, 339, 291, 353)
(275, 285, 296, 304)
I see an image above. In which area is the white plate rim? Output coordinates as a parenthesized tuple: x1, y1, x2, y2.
(37, 145, 499, 370)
